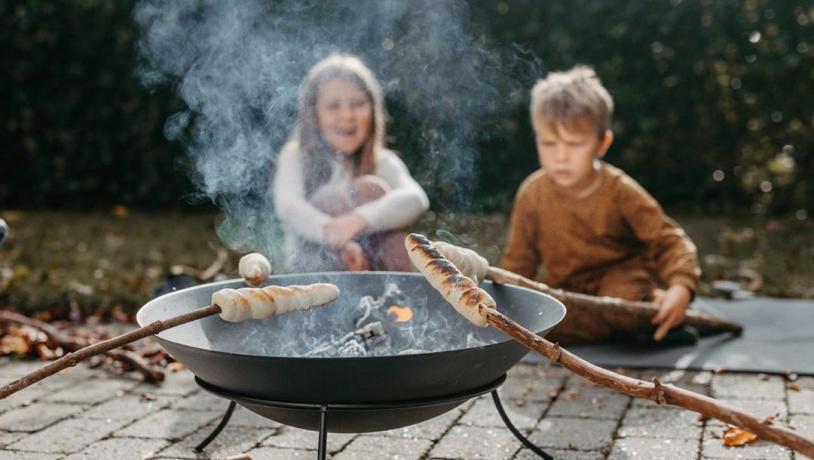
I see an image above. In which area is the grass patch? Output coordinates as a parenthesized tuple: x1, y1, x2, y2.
(1, 210, 812, 314)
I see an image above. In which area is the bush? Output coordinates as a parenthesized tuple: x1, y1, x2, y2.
(1, 0, 811, 215)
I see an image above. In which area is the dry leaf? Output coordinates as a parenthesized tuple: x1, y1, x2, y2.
(167, 362, 185, 372)
(788, 384, 801, 392)
(514, 399, 526, 407)
(140, 393, 157, 402)
(562, 389, 579, 401)
(722, 426, 758, 447)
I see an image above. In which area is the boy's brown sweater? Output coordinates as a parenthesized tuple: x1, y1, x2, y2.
(501, 162, 700, 296)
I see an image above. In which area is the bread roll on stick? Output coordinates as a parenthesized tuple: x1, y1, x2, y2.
(405, 234, 495, 327)
(238, 253, 272, 286)
(212, 283, 340, 322)
(432, 241, 489, 283)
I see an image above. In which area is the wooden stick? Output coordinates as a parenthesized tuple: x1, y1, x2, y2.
(0, 311, 165, 382)
(485, 308, 814, 457)
(0, 304, 220, 400)
(487, 266, 743, 335)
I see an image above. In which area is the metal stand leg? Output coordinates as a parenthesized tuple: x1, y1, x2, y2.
(317, 405, 328, 460)
(194, 401, 237, 452)
(491, 390, 552, 460)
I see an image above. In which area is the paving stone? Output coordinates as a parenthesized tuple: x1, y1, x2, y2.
(115, 408, 220, 440)
(42, 378, 137, 404)
(0, 377, 73, 414)
(789, 414, 814, 439)
(133, 369, 198, 397)
(529, 417, 616, 451)
(515, 447, 605, 459)
(429, 425, 521, 459)
(228, 406, 281, 429)
(80, 393, 172, 422)
(169, 389, 226, 411)
(154, 424, 267, 459)
(640, 369, 713, 395)
(458, 395, 544, 431)
(547, 379, 630, 420)
(618, 406, 702, 440)
(244, 446, 316, 459)
(701, 427, 792, 459)
(376, 405, 464, 440)
(509, 363, 572, 380)
(8, 417, 129, 454)
(710, 374, 785, 401)
(261, 426, 355, 452)
(705, 398, 787, 429)
(499, 373, 566, 403)
(793, 376, 814, 390)
(788, 389, 814, 415)
(0, 359, 50, 377)
(332, 434, 431, 460)
(0, 452, 62, 460)
(0, 430, 24, 447)
(609, 437, 698, 460)
(62, 437, 169, 459)
(0, 402, 84, 431)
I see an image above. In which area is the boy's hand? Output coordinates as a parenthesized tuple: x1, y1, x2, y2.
(651, 285, 692, 341)
(323, 213, 368, 249)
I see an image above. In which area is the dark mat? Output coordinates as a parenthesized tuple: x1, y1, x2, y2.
(523, 297, 814, 375)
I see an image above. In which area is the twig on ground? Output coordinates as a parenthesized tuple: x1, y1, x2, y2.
(0, 305, 219, 399)
(0, 311, 165, 383)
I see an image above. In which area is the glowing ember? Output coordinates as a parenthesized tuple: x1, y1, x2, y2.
(386, 305, 414, 322)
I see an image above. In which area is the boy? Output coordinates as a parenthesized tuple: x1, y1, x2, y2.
(501, 66, 701, 344)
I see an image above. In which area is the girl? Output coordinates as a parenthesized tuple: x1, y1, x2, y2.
(273, 54, 429, 272)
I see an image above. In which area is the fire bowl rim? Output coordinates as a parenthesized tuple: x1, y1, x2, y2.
(137, 271, 566, 361)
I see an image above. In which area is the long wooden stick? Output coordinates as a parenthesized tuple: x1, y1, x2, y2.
(0, 305, 220, 400)
(487, 266, 743, 335)
(485, 308, 814, 457)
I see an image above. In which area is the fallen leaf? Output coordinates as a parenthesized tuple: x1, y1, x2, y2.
(514, 399, 526, 407)
(722, 426, 758, 447)
(140, 393, 157, 402)
(167, 362, 185, 372)
(788, 384, 801, 392)
(562, 389, 579, 401)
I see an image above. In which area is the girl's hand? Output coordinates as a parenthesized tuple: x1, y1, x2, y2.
(323, 213, 368, 249)
(651, 285, 692, 341)
(341, 241, 370, 271)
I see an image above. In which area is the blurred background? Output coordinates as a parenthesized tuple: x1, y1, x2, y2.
(1, 0, 812, 317)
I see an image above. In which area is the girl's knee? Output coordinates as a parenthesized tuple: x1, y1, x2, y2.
(351, 175, 390, 204)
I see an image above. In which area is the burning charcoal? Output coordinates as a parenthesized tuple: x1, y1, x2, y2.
(306, 322, 390, 357)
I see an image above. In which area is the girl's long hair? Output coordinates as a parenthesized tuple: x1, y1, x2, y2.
(294, 54, 385, 196)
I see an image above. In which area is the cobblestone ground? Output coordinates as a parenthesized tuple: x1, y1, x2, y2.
(0, 359, 812, 459)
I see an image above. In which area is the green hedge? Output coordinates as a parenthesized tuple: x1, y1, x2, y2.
(1, 0, 811, 215)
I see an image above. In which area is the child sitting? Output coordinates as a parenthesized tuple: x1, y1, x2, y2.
(273, 54, 429, 272)
(501, 65, 701, 344)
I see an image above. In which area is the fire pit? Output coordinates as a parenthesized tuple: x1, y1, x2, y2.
(137, 272, 565, 458)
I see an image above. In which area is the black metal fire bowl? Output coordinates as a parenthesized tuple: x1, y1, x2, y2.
(137, 272, 565, 432)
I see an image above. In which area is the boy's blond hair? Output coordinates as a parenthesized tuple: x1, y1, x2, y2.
(530, 65, 614, 136)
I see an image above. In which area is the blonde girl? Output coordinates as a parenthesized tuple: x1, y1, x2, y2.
(273, 54, 429, 272)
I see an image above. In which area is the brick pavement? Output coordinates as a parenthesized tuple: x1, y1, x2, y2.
(0, 359, 811, 459)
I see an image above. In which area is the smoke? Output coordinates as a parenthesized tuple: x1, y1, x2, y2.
(134, 0, 542, 260)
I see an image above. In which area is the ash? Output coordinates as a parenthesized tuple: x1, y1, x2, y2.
(235, 282, 490, 358)
(304, 283, 478, 358)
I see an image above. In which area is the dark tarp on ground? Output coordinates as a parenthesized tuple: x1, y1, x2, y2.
(523, 297, 814, 376)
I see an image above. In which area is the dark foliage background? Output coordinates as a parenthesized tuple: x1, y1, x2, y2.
(1, 0, 812, 215)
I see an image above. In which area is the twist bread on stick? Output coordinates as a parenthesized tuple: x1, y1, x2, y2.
(405, 234, 495, 327)
(212, 283, 340, 322)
